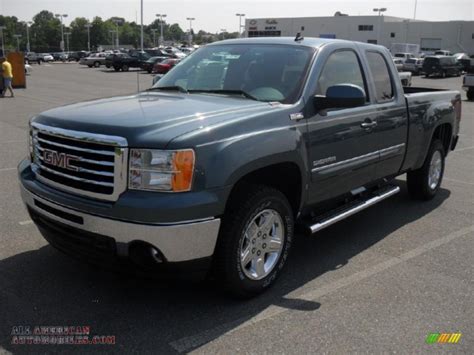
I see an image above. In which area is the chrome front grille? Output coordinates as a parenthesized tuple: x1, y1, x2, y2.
(31, 122, 128, 201)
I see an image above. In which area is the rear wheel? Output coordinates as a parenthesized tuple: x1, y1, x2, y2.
(407, 140, 445, 200)
(214, 184, 294, 298)
(122, 64, 129, 72)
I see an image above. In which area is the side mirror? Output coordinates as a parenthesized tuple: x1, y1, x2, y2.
(314, 84, 366, 111)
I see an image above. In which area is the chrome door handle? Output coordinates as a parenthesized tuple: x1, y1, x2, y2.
(361, 120, 377, 129)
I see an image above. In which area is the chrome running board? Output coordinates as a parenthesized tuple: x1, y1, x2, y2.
(308, 185, 400, 234)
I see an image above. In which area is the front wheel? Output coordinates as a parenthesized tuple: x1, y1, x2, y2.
(407, 140, 445, 200)
(214, 184, 294, 298)
(122, 64, 129, 72)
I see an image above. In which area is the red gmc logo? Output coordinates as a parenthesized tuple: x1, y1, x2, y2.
(43, 149, 79, 172)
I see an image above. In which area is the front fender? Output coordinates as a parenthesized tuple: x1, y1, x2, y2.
(194, 124, 309, 202)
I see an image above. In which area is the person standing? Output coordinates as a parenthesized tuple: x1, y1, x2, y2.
(1, 57, 14, 98)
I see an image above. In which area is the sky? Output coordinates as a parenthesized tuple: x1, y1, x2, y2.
(1, 0, 473, 33)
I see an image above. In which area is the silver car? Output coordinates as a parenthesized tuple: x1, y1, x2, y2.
(79, 53, 108, 68)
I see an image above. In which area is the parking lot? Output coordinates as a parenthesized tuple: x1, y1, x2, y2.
(1, 63, 473, 353)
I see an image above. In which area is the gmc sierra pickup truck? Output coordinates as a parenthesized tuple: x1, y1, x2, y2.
(19, 38, 461, 297)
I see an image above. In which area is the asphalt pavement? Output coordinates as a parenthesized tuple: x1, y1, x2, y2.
(0, 63, 473, 353)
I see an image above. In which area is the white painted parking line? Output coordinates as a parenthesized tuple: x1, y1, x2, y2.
(0, 140, 25, 144)
(169, 224, 474, 353)
(444, 178, 474, 186)
(0, 167, 16, 172)
(452, 145, 474, 153)
(19, 220, 33, 226)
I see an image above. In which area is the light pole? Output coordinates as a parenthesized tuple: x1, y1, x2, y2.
(109, 30, 115, 49)
(112, 18, 121, 49)
(186, 17, 195, 46)
(151, 29, 157, 47)
(373, 7, 387, 45)
(55, 14, 68, 51)
(236, 13, 245, 38)
(64, 32, 71, 53)
(85, 23, 92, 52)
(26, 21, 32, 52)
(156, 14, 167, 45)
(220, 29, 227, 40)
(0, 26, 6, 56)
(13, 34, 22, 52)
(140, 0, 144, 51)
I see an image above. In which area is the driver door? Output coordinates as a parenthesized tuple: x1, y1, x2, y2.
(306, 49, 379, 204)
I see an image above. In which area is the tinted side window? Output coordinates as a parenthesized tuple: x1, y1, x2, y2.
(366, 52, 394, 102)
(316, 50, 367, 98)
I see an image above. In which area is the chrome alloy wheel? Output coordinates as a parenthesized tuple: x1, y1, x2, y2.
(428, 150, 443, 190)
(239, 209, 285, 280)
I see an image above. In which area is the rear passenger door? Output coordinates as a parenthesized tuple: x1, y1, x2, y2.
(306, 48, 379, 204)
(364, 50, 408, 180)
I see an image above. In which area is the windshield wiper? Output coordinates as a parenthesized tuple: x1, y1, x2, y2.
(148, 86, 188, 93)
(188, 89, 259, 101)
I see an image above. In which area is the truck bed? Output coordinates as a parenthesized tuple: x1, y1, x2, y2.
(401, 87, 461, 173)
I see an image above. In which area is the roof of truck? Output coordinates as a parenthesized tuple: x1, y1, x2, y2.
(208, 36, 381, 50)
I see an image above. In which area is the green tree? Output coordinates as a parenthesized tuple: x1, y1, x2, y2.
(30, 10, 61, 51)
(70, 17, 89, 51)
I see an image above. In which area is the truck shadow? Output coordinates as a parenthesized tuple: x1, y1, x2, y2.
(0, 181, 450, 353)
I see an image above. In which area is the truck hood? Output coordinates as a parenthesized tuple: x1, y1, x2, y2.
(33, 91, 274, 147)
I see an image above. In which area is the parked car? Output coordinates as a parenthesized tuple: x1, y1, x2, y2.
(52, 52, 68, 62)
(19, 38, 462, 297)
(141, 56, 169, 73)
(398, 71, 412, 87)
(163, 47, 187, 59)
(462, 65, 474, 100)
(434, 50, 452, 56)
(393, 52, 416, 63)
(143, 49, 172, 58)
(403, 58, 424, 75)
(108, 51, 151, 71)
(25, 52, 40, 64)
(38, 53, 54, 62)
(392, 58, 404, 71)
(79, 53, 108, 68)
(152, 58, 180, 74)
(423, 56, 461, 78)
(68, 51, 89, 62)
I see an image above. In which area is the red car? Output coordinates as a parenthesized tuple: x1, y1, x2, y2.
(152, 58, 180, 74)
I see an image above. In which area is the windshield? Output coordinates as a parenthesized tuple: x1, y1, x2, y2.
(153, 44, 315, 103)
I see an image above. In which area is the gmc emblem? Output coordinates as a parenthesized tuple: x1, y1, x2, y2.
(43, 149, 79, 172)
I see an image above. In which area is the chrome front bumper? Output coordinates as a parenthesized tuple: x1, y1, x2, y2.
(20, 184, 221, 262)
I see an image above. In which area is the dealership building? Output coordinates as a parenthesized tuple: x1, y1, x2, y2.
(245, 15, 474, 54)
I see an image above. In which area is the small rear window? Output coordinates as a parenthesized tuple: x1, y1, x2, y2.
(366, 52, 394, 103)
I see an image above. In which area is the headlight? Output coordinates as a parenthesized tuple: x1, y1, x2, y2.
(129, 149, 195, 192)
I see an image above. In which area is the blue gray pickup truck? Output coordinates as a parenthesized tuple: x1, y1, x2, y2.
(19, 38, 461, 297)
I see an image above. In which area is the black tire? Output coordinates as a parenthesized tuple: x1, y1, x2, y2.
(113, 66, 120, 72)
(87, 65, 93, 68)
(122, 64, 129, 72)
(94, 61, 100, 68)
(106, 64, 111, 68)
(214, 184, 294, 298)
(467, 89, 474, 101)
(407, 140, 445, 200)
